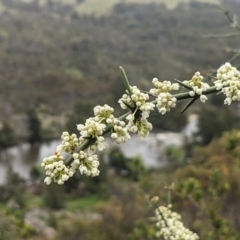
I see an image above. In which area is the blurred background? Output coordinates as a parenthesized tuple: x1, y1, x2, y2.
(0, 0, 240, 239)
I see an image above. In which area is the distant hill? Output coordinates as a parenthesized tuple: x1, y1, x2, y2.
(0, 0, 238, 122)
(16, 0, 220, 15)
(75, 0, 220, 15)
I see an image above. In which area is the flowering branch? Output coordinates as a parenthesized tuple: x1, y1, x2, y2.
(41, 62, 240, 185)
(151, 196, 199, 240)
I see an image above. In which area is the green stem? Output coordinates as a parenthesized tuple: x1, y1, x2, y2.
(120, 66, 133, 96)
(167, 188, 172, 205)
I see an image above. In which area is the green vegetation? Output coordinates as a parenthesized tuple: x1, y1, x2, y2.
(1, 131, 240, 239)
(66, 197, 103, 212)
(1, 0, 240, 239)
(109, 147, 146, 181)
(0, 122, 15, 148)
(196, 106, 240, 145)
(27, 108, 42, 144)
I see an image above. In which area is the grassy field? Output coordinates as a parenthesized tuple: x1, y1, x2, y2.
(66, 197, 105, 212)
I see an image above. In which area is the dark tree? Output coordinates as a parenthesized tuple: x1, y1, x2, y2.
(0, 122, 15, 149)
(27, 109, 42, 144)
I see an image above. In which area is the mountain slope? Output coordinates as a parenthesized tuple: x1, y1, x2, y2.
(75, 0, 220, 15)
(16, 0, 220, 15)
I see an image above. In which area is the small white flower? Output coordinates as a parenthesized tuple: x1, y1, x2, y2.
(111, 133, 117, 139)
(224, 97, 232, 105)
(183, 72, 209, 103)
(200, 94, 207, 103)
(159, 107, 167, 115)
(44, 177, 52, 185)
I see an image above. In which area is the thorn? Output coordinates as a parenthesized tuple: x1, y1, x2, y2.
(181, 97, 199, 114)
(173, 79, 192, 91)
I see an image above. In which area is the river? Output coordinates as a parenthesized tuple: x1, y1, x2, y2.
(0, 134, 165, 185)
(0, 115, 197, 185)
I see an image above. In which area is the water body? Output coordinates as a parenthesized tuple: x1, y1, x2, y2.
(0, 140, 61, 185)
(0, 115, 198, 185)
(0, 134, 164, 185)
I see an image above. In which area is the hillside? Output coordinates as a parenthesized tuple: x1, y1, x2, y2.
(75, 0, 220, 15)
(15, 0, 220, 15)
(0, 0, 239, 134)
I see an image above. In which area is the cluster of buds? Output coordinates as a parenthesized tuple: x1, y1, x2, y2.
(214, 62, 240, 105)
(150, 79, 179, 115)
(126, 113, 153, 137)
(93, 104, 115, 123)
(71, 151, 100, 177)
(56, 132, 79, 153)
(111, 122, 131, 144)
(41, 153, 73, 185)
(183, 72, 209, 103)
(118, 85, 155, 117)
(119, 85, 154, 137)
(155, 205, 199, 240)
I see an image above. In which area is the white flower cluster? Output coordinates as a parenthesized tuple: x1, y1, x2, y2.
(77, 118, 107, 151)
(130, 86, 155, 118)
(214, 62, 240, 105)
(93, 104, 131, 144)
(71, 151, 100, 177)
(56, 132, 79, 153)
(126, 113, 153, 137)
(119, 86, 154, 137)
(93, 104, 132, 144)
(119, 86, 155, 117)
(93, 104, 114, 123)
(150, 78, 179, 115)
(77, 118, 106, 139)
(155, 205, 199, 240)
(41, 153, 73, 185)
(111, 121, 131, 144)
(183, 72, 209, 103)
